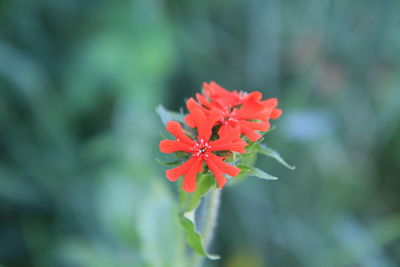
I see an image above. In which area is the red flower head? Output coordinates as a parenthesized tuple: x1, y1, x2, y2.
(185, 82, 282, 142)
(159, 108, 247, 193)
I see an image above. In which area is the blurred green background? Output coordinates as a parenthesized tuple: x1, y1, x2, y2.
(1, 0, 400, 266)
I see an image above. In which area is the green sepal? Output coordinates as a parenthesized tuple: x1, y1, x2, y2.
(237, 164, 278, 180)
(156, 104, 186, 126)
(178, 173, 220, 260)
(174, 151, 191, 159)
(244, 136, 265, 153)
(155, 159, 184, 167)
(261, 125, 276, 136)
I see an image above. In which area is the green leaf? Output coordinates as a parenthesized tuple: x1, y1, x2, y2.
(156, 105, 185, 126)
(178, 173, 220, 260)
(229, 151, 257, 185)
(250, 167, 278, 180)
(257, 144, 295, 170)
(237, 165, 278, 180)
(244, 135, 266, 154)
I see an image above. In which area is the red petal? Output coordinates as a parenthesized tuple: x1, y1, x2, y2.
(218, 124, 233, 137)
(166, 157, 197, 181)
(236, 110, 270, 121)
(190, 108, 207, 140)
(205, 81, 229, 97)
(242, 96, 268, 109)
(235, 103, 271, 120)
(233, 138, 248, 146)
(182, 157, 203, 193)
(186, 97, 200, 110)
(184, 114, 196, 127)
(261, 98, 278, 109)
(208, 153, 240, 177)
(239, 120, 270, 132)
(216, 125, 241, 144)
(166, 121, 195, 145)
(245, 91, 262, 102)
(159, 140, 194, 153)
(203, 109, 223, 140)
(210, 126, 241, 148)
(270, 108, 282, 119)
(187, 108, 222, 142)
(205, 82, 241, 107)
(205, 157, 226, 189)
(196, 93, 212, 108)
(186, 97, 205, 112)
(240, 125, 262, 142)
(185, 98, 208, 128)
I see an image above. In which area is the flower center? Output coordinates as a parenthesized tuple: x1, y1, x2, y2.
(193, 138, 211, 157)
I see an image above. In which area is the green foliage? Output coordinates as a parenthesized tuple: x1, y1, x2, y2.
(237, 165, 278, 180)
(256, 144, 295, 170)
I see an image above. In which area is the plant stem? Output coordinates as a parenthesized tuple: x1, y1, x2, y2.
(190, 189, 221, 267)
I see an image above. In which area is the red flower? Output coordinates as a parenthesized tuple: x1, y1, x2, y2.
(184, 82, 282, 142)
(159, 108, 247, 193)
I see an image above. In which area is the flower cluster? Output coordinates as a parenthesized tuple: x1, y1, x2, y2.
(159, 82, 281, 193)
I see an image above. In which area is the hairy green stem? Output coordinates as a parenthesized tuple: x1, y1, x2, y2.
(190, 189, 221, 267)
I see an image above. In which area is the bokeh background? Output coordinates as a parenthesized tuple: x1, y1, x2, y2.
(1, 0, 400, 266)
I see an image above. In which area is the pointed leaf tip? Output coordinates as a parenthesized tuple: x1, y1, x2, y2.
(237, 165, 278, 180)
(251, 167, 278, 180)
(257, 144, 295, 170)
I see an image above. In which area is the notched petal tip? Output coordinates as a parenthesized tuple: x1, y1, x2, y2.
(261, 98, 278, 110)
(165, 157, 198, 183)
(166, 120, 195, 145)
(184, 114, 196, 127)
(246, 91, 263, 101)
(181, 158, 202, 193)
(165, 121, 181, 135)
(159, 140, 171, 153)
(186, 97, 201, 111)
(182, 182, 197, 193)
(245, 130, 263, 142)
(271, 108, 282, 119)
(166, 169, 181, 181)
